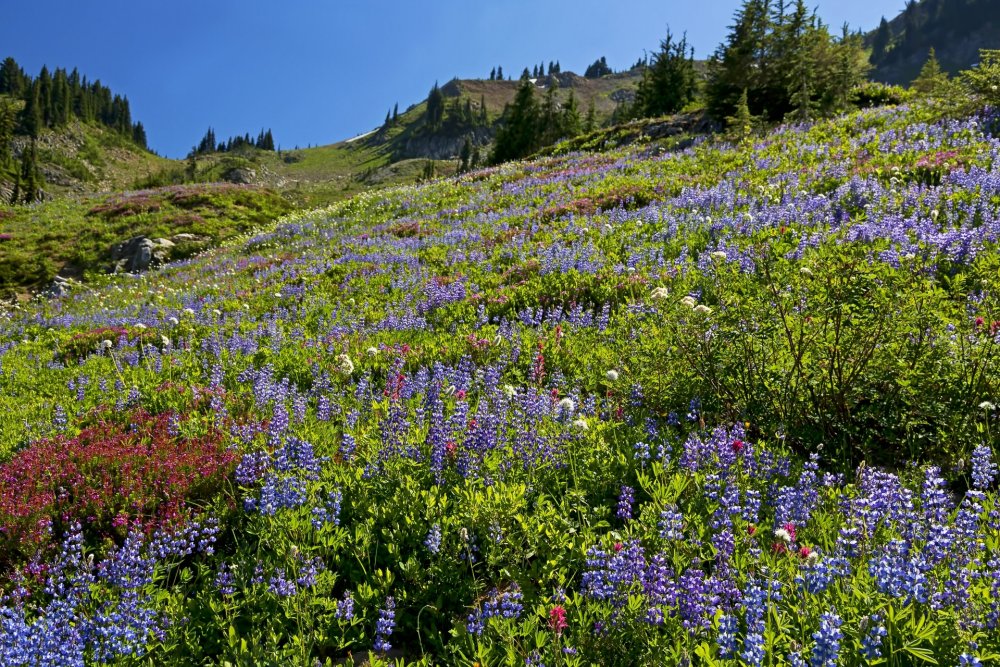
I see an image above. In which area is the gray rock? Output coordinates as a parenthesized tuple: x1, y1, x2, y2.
(222, 167, 256, 184)
(111, 235, 175, 273)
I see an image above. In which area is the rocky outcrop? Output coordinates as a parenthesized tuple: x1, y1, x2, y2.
(396, 126, 494, 161)
(111, 236, 174, 273)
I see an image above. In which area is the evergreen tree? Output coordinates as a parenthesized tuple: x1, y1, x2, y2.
(0, 57, 26, 96)
(393, 103, 399, 123)
(21, 81, 42, 138)
(426, 82, 445, 129)
(912, 47, 948, 96)
(262, 129, 275, 151)
(539, 79, 564, 145)
(522, 67, 531, 80)
(490, 67, 496, 81)
(585, 57, 612, 79)
(497, 66, 504, 80)
(584, 99, 598, 133)
(15, 140, 43, 203)
(960, 48, 1000, 107)
(37, 66, 53, 128)
(0, 99, 15, 175)
(385, 109, 392, 126)
(491, 78, 539, 164)
(562, 90, 582, 138)
(51, 69, 71, 127)
(479, 94, 488, 125)
(726, 88, 755, 142)
(132, 121, 147, 149)
(705, 0, 772, 120)
(871, 17, 892, 64)
(458, 136, 473, 173)
(634, 28, 697, 118)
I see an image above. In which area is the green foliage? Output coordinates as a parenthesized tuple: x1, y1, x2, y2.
(912, 48, 949, 97)
(633, 29, 698, 119)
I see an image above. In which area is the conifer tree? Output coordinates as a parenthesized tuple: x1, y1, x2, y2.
(479, 94, 488, 125)
(0, 57, 26, 96)
(15, 140, 43, 203)
(539, 80, 563, 145)
(459, 136, 473, 173)
(871, 17, 891, 64)
(584, 99, 597, 133)
(912, 47, 948, 96)
(37, 66, 53, 128)
(562, 90, 582, 138)
(490, 67, 496, 81)
(497, 66, 504, 80)
(426, 82, 445, 130)
(263, 129, 275, 151)
(634, 28, 697, 118)
(132, 121, 147, 149)
(393, 103, 399, 123)
(21, 81, 42, 138)
(491, 78, 539, 164)
(726, 88, 755, 142)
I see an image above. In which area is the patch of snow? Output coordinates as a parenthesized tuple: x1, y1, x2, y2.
(345, 129, 378, 143)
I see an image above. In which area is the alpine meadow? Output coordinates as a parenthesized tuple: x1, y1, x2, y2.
(3, 1, 1000, 665)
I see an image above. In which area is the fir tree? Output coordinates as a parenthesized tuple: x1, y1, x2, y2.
(912, 47, 948, 96)
(21, 81, 42, 138)
(132, 121, 147, 149)
(393, 103, 399, 123)
(0, 57, 26, 96)
(585, 57, 612, 79)
(426, 82, 445, 130)
(584, 99, 597, 133)
(491, 78, 539, 164)
(871, 17, 891, 64)
(479, 94, 488, 125)
(726, 88, 755, 142)
(490, 67, 496, 81)
(522, 67, 531, 80)
(458, 136, 473, 173)
(634, 28, 697, 118)
(497, 66, 504, 80)
(539, 79, 563, 145)
(562, 90, 582, 138)
(16, 140, 43, 203)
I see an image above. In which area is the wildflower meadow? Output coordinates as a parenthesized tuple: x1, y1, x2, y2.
(3, 101, 1000, 665)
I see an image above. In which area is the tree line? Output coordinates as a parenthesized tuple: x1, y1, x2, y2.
(0, 56, 149, 204)
(191, 127, 275, 156)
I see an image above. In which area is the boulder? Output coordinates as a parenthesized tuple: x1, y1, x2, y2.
(111, 236, 174, 273)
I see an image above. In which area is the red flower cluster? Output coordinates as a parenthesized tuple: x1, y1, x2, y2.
(0, 409, 237, 568)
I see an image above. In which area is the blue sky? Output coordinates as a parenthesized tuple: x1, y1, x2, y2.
(2, 0, 906, 158)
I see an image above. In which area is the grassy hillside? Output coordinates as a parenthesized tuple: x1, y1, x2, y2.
(2, 99, 1000, 663)
(0, 184, 290, 295)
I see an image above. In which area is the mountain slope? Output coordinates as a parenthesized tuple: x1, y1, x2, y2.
(867, 0, 1000, 84)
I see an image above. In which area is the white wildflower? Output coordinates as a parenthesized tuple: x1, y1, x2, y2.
(774, 528, 792, 543)
(167, 316, 179, 326)
(183, 308, 195, 316)
(212, 309, 222, 316)
(980, 401, 996, 411)
(134, 323, 147, 330)
(558, 397, 575, 413)
(710, 251, 727, 261)
(799, 267, 813, 277)
(503, 384, 518, 398)
(680, 296, 698, 308)
(101, 339, 113, 350)
(807, 550, 820, 562)
(366, 346, 379, 357)
(694, 304, 713, 315)
(336, 353, 354, 375)
(650, 287, 670, 300)
(572, 417, 589, 431)
(274, 293, 283, 299)
(605, 369, 619, 382)
(160, 335, 171, 348)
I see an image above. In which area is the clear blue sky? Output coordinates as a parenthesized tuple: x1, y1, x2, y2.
(2, 0, 906, 158)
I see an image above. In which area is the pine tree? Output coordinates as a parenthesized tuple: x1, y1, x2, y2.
(132, 121, 147, 149)
(458, 136, 473, 173)
(871, 17, 891, 64)
(539, 79, 563, 145)
(523, 67, 532, 80)
(497, 66, 504, 80)
(17, 140, 43, 203)
(726, 88, 755, 142)
(705, 0, 772, 120)
(426, 82, 445, 130)
(491, 78, 539, 164)
(21, 81, 42, 138)
(634, 28, 697, 118)
(385, 109, 392, 126)
(479, 94, 488, 125)
(37, 66, 53, 128)
(263, 129, 275, 151)
(912, 47, 948, 96)
(0, 57, 26, 96)
(562, 90, 582, 138)
(584, 99, 597, 133)
(490, 67, 496, 80)
(393, 103, 399, 123)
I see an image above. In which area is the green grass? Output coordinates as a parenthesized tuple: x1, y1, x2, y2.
(0, 184, 291, 295)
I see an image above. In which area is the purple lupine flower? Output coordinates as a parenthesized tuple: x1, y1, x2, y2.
(617, 485, 636, 521)
(425, 523, 442, 554)
(971, 445, 998, 490)
(810, 612, 842, 667)
(373, 596, 396, 653)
